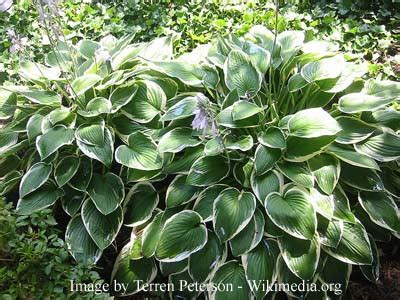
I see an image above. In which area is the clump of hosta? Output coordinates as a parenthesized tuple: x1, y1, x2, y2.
(1, 23, 400, 299)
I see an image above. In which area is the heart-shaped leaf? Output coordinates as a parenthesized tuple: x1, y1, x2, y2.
(308, 153, 340, 194)
(186, 155, 229, 186)
(166, 175, 200, 208)
(251, 170, 283, 203)
(254, 145, 281, 175)
(193, 184, 229, 222)
(155, 210, 207, 262)
(213, 187, 256, 242)
(19, 162, 52, 198)
(87, 173, 125, 215)
(36, 125, 75, 160)
(158, 127, 201, 153)
(115, 132, 162, 170)
(258, 126, 286, 149)
(55, 156, 80, 187)
(265, 188, 316, 240)
(355, 132, 400, 162)
(278, 161, 314, 188)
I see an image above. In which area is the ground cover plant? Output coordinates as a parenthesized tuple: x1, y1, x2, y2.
(1, 0, 400, 299)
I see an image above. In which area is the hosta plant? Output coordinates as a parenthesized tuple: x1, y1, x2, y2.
(1, 25, 400, 299)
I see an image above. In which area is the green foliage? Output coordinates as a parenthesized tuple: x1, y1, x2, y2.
(0, 200, 106, 299)
(1, 19, 399, 297)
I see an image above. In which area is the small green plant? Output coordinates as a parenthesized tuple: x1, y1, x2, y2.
(0, 201, 105, 299)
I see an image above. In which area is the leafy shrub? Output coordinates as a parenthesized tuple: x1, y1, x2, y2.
(0, 20, 400, 299)
(0, 199, 105, 299)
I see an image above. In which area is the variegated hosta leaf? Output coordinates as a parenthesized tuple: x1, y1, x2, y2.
(310, 188, 334, 220)
(115, 132, 163, 170)
(16, 181, 62, 215)
(124, 182, 159, 227)
(158, 127, 201, 153)
(355, 131, 400, 162)
(326, 143, 380, 170)
(335, 116, 376, 144)
(19, 60, 61, 82)
(111, 240, 157, 296)
(301, 55, 345, 83)
(242, 41, 271, 74)
(55, 156, 80, 187)
(323, 221, 373, 265)
(193, 184, 229, 222)
(81, 199, 123, 250)
(71, 74, 101, 96)
(76, 125, 114, 167)
(78, 97, 111, 117)
(254, 145, 281, 176)
(360, 235, 380, 283)
(122, 80, 166, 123)
(338, 79, 400, 113)
(340, 162, 384, 192)
(242, 239, 280, 300)
(155, 210, 207, 262)
(69, 156, 93, 192)
(278, 161, 314, 188)
(224, 49, 262, 98)
(213, 187, 256, 242)
(165, 175, 200, 208)
(0, 131, 18, 153)
(318, 218, 344, 248)
(285, 135, 335, 162)
(232, 100, 262, 120)
(186, 155, 229, 186)
(36, 125, 75, 160)
(160, 95, 198, 121)
(210, 261, 251, 300)
(3, 86, 61, 105)
(319, 255, 352, 294)
(251, 170, 283, 203)
(288, 108, 341, 138)
(87, 172, 125, 215)
(258, 126, 286, 149)
(189, 231, 224, 282)
(358, 192, 400, 233)
(109, 83, 138, 113)
(19, 162, 52, 198)
(308, 153, 340, 194)
(65, 214, 102, 264)
(265, 188, 316, 240)
(229, 208, 264, 256)
(332, 186, 356, 223)
(278, 234, 320, 280)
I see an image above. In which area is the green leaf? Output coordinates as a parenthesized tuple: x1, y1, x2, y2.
(285, 135, 336, 162)
(26, 114, 44, 142)
(65, 214, 102, 264)
(319, 218, 344, 248)
(230, 208, 264, 256)
(189, 231, 224, 282)
(36, 125, 75, 160)
(341, 162, 384, 192)
(232, 100, 262, 121)
(338, 80, 400, 113)
(355, 132, 400, 162)
(327, 143, 380, 170)
(61, 186, 84, 217)
(75, 122, 105, 146)
(242, 239, 279, 300)
(308, 153, 340, 194)
(111, 242, 157, 296)
(217, 105, 260, 128)
(124, 182, 159, 227)
(69, 156, 92, 191)
(16, 181, 61, 214)
(193, 184, 229, 222)
(81, 198, 123, 251)
(324, 221, 372, 265)
(158, 127, 201, 153)
(160, 259, 188, 276)
(115, 132, 163, 170)
(358, 192, 400, 233)
(278, 234, 320, 280)
(213, 187, 256, 242)
(71, 74, 101, 96)
(77, 127, 114, 167)
(224, 49, 262, 98)
(155, 210, 207, 262)
(310, 188, 334, 220)
(186, 155, 229, 186)
(166, 175, 200, 208)
(19, 162, 52, 198)
(109, 84, 138, 113)
(77, 40, 100, 58)
(254, 145, 281, 175)
(122, 80, 166, 123)
(288, 73, 309, 92)
(332, 186, 356, 223)
(319, 256, 352, 295)
(335, 117, 375, 144)
(160, 95, 198, 121)
(0, 131, 18, 154)
(258, 127, 286, 149)
(78, 97, 111, 117)
(301, 55, 344, 83)
(265, 188, 316, 240)
(4, 86, 61, 105)
(360, 236, 379, 283)
(251, 170, 283, 203)
(288, 108, 341, 138)
(55, 156, 80, 187)
(87, 173, 125, 215)
(278, 161, 314, 188)
(210, 261, 251, 300)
